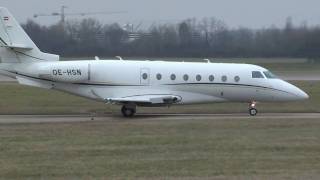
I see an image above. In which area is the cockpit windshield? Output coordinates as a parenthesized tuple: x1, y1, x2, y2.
(252, 71, 264, 78)
(263, 71, 277, 79)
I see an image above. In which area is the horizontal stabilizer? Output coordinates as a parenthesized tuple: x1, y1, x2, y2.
(1, 44, 33, 50)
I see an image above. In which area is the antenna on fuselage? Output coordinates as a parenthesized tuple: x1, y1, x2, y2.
(115, 56, 124, 61)
(204, 59, 211, 63)
(95, 56, 100, 60)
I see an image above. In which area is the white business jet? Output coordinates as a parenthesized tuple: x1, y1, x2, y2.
(0, 7, 309, 117)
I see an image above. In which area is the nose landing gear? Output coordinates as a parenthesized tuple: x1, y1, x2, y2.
(249, 101, 258, 116)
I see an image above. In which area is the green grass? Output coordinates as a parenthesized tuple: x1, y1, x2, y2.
(0, 82, 106, 115)
(1, 118, 320, 179)
(0, 81, 318, 115)
(262, 63, 320, 73)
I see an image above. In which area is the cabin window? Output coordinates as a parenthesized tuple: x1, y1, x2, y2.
(234, 76, 240, 82)
(171, 74, 176, 80)
(156, 73, 162, 80)
(263, 71, 277, 79)
(196, 75, 202, 81)
(222, 75, 227, 82)
(183, 74, 189, 81)
(209, 75, 215, 82)
(142, 73, 148, 80)
(252, 71, 264, 78)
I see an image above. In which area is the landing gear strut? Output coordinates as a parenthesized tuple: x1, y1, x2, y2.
(249, 101, 258, 116)
(121, 105, 136, 117)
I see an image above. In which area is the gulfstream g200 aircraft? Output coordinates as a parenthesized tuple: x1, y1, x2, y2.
(0, 7, 309, 117)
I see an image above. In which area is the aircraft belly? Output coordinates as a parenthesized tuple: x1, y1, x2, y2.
(55, 84, 227, 105)
(165, 84, 254, 102)
(51, 83, 281, 105)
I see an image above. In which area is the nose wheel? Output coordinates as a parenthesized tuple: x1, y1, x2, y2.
(121, 105, 136, 117)
(249, 101, 258, 116)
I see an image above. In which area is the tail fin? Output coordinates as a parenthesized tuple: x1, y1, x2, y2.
(0, 7, 59, 63)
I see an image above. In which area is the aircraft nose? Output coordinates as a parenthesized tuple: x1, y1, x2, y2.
(286, 82, 309, 100)
(295, 88, 309, 100)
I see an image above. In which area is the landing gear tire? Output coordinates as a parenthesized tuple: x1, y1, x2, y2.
(249, 108, 258, 116)
(121, 106, 136, 117)
(248, 101, 258, 116)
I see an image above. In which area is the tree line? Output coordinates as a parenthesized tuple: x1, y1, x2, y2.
(22, 17, 320, 59)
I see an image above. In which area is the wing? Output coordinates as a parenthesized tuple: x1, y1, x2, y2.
(107, 95, 182, 104)
(91, 90, 181, 105)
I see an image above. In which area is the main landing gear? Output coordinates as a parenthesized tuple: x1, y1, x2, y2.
(249, 101, 258, 116)
(121, 105, 136, 117)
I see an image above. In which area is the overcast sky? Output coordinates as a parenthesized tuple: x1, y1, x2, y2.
(1, 0, 320, 29)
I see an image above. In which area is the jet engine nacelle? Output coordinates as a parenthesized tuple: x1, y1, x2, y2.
(39, 63, 89, 83)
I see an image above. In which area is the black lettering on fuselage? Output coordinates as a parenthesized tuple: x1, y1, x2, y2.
(53, 69, 82, 76)
(53, 69, 63, 76)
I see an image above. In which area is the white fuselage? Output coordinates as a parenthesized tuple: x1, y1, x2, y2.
(0, 60, 309, 106)
(0, 7, 309, 117)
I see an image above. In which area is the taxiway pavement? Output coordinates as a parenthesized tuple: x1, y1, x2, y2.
(0, 113, 318, 124)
